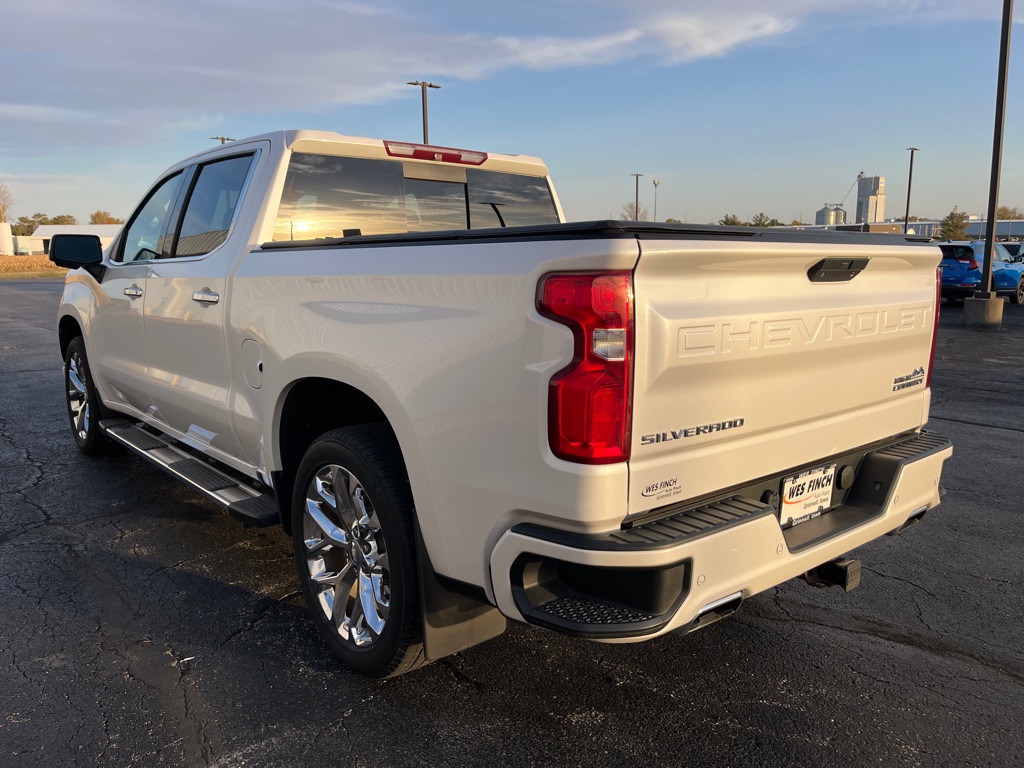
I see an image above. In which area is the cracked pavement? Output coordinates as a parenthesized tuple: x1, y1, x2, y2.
(1, 279, 1022, 767)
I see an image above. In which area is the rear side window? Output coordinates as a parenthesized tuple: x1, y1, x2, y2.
(272, 153, 557, 241)
(173, 154, 255, 258)
(468, 169, 559, 228)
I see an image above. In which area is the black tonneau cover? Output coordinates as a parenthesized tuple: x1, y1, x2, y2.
(260, 220, 934, 251)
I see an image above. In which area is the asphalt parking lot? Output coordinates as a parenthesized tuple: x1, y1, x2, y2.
(1, 278, 1022, 767)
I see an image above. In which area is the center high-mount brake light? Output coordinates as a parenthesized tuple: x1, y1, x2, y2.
(538, 272, 634, 464)
(383, 140, 487, 166)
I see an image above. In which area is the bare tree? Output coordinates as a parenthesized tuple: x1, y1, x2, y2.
(619, 202, 649, 221)
(0, 182, 12, 223)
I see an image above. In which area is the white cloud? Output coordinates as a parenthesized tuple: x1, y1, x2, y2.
(0, 0, 1002, 152)
(0, 104, 109, 124)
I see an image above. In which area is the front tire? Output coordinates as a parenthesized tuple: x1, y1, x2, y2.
(1011, 278, 1024, 305)
(291, 425, 426, 678)
(64, 337, 114, 455)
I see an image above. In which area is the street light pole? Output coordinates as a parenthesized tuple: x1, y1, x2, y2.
(903, 147, 918, 234)
(631, 173, 644, 220)
(979, 0, 1014, 298)
(407, 81, 440, 144)
(652, 178, 660, 222)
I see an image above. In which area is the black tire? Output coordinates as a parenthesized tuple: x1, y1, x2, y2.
(64, 337, 114, 455)
(291, 424, 426, 678)
(1012, 278, 1024, 305)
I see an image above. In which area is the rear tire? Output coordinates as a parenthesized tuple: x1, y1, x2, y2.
(64, 337, 114, 455)
(291, 424, 426, 678)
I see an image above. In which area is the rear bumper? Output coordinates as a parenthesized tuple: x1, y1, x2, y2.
(941, 285, 979, 299)
(942, 282, 1015, 299)
(488, 432, 952, 642)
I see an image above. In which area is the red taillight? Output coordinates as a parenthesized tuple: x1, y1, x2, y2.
(926, 266, 940, 388)
(383, 140, 487, 165)
(538, 272, 634, 464)
(957, 258, 980, 270)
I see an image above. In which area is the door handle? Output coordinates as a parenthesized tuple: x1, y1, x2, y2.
(192, 289, 220, 304)
(123, 285, 143, 298)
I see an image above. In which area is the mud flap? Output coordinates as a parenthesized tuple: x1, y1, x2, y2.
(415, 521, 507, 662)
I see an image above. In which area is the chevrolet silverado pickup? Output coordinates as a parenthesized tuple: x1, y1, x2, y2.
(50, 130, 952, 677)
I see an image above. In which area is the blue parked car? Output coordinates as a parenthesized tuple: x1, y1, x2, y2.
(939, 241, 1024, 304)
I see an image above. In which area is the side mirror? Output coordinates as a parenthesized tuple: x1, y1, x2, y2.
(49, 234, 103, 268)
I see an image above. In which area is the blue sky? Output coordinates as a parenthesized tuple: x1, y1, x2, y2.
(0, 0, 1021, 225)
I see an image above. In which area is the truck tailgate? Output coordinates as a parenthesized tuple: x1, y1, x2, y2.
(629, 235, 940, 516)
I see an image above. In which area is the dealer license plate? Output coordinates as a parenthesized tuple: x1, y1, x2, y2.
(780, 463, 837, 528)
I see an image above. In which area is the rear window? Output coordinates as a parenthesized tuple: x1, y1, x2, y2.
(939, 245, 975, 261)
(272, 153, 558, 241)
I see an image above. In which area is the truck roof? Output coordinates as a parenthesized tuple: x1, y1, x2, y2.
(177, 129, 550, 177)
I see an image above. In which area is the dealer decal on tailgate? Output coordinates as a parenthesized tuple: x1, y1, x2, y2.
(781, 463, 836, 528)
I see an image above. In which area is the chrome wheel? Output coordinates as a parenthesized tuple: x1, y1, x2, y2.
(64, 335, 112, 454)
(67, 350, 90, 441)
(302, 464, 391, 649)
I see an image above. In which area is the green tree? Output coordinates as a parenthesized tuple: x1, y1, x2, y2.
(89, 210, 123, 224)
(719, 214, 744, 226)
(939, 208, 969, 241)
(664, 217, 682, 224)
(11, 213, 45, 236)
(10, 212, 78, 236)
(749, 212, 774, 227)
(789, 219, 808, 226)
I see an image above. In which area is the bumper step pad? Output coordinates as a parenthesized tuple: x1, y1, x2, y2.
(512, 495, 775, 552)
(99, 418, 280, 526)
(536, 595, 657, 625)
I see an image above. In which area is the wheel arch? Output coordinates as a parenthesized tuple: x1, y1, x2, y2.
(58, 314, 84, 360)
(274, 377, 405, 534)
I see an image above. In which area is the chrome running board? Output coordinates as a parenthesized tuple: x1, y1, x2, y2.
(99, 418, 280, 527)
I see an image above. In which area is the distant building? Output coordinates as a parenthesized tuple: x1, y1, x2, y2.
(855, 173, 886, 224)
(815, 204, 847, 226)
(15, 224, 122, 255)
(0, 223, 13, 255)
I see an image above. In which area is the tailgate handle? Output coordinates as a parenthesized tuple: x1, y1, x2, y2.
(807, 258, 869, 283)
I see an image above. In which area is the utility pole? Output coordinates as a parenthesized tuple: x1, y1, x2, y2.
(903, 147, 918, 234)
(967, 0, 1014, 327)
(210, 136, 235, 144)
(407, 81, 441, 144)
(652, 178, 661, 222)
(631, 173, 644, 221)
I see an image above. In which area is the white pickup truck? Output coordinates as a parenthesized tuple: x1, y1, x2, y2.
(51, 130, 952, 677)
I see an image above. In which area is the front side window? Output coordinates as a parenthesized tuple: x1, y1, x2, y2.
(173, 154, 255, 258)
(272, 153, 558, 241)
(117, 173, 183, 263)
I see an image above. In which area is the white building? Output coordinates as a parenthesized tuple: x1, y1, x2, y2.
(0, 223, 13, 255)
(14, 224, 122, 255)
